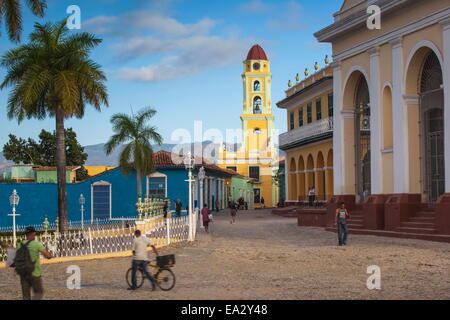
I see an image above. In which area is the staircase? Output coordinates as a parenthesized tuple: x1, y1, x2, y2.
(395, 207, 437, 235)
(346, 210, 364, 230)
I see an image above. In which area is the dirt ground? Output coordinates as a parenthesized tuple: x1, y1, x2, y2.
(0, 209, 449, 300)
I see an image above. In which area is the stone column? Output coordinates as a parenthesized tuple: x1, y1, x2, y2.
(390, 38, 410, 193)
(368, 47, 382, 195)
(332, 62, 344, 195)
(441, 18, 450, 193)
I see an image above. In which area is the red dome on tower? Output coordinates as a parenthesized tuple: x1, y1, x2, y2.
(246, 44, 268, 61)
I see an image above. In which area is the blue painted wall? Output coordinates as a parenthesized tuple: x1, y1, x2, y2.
(0, 166, 228, 227)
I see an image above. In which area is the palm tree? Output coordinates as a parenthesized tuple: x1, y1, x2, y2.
(1, 0, 47, 42)
(1, 21, 109, 232)
(105, 107, 163, 198)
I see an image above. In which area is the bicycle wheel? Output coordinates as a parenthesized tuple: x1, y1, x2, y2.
(154, 268, 176, 291)
(126, 268, 145, 289)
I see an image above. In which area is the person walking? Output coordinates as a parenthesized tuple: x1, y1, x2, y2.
(163, 200, 168, 218)
(14, 226, 53, 300)
(215, 199, 220, 212)
(308, 186, 316, 207)
(335, 202, 351, 246)
(201, 204, 211, 233)
(175, 199, 182, 217)
(261, 197, 265, 209)
(229, 200, 237, 224)
(128, 230, 159, 291)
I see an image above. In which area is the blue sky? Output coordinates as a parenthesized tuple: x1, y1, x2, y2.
(0, 0, 342, 147)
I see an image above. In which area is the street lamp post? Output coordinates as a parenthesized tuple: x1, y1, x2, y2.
(198, 167, 205, 229)
(8, 190, 20, 247)
(79, 194, 85, 230)
(184, 152, 195, 241)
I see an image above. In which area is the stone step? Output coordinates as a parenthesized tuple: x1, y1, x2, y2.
(347, 223, 364, 229)
(401, 221, 436, 229)
(410, 217, 436, 223)
(348, 218, 364, 224)
(415, 212, 436, 218)
(395, 227, 436, 234)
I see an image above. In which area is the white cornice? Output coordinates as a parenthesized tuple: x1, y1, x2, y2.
(367, 46, 380, 57)
(440, 17, 450, 30)
(315, 0, 410, 42)
(403, 94, 419, 105)
(331, 6, 450, 62)
(341, 109, 355, 119)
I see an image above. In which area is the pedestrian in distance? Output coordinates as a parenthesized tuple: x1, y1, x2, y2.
(229, 200, 237, 224)
(10, 226, 53, 300)
(335, 202, 351, 246)
(175, 199, 182, 217)
(261, 196, 265, 209)
(308, 186, 316, 207)
(215, 199, 220, 212)
(128, 230, 159, 291)
(163, 200, 168, 218)
(201, 204, 211, 233)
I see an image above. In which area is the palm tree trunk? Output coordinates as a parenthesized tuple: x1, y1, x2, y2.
(136, 169, 142, 199)
(56, 108, 69, 233)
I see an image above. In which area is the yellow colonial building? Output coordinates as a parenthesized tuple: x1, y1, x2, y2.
(218, 45, 279, 208)
(277, 65, 334, 204)
(279, 0, 450, 240)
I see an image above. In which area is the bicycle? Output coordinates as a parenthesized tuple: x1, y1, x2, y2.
(125, 255, 176, 291)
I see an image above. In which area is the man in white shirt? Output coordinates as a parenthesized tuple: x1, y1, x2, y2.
(128, 230, 159, 291)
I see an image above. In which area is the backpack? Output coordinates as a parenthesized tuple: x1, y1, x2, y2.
(14, 240, 35, 278)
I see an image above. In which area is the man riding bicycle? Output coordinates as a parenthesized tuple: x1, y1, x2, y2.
(128, 230, 159, 291)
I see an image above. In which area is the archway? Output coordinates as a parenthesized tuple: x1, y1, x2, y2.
(289, 158, 297, 201)
(326, 149, 334, 199)
(316, 152, 325, 201)
(298, 156, 306, 201)
(405, 46, 445, 203)
(355, 75, 371, 201)
(342, 68, 371, 198)
(306, 154, 315, 196)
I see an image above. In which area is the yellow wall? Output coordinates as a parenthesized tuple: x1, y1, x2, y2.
(286, 140, 333, 201)
(85, 166, 116, 176)
(287, 89, 333, 131)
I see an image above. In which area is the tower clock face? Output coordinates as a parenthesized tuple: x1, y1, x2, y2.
(253, 63, 260, 70)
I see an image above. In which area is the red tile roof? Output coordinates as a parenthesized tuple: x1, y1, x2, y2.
(247, 44, 268, 61)
(153, 151, 237, 176)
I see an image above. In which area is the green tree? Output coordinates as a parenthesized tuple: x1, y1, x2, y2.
(1, 0, 47, 43)
(3, 128, 90, 181)
(0, 21, 108, 232)
(105, 107, 162, 198)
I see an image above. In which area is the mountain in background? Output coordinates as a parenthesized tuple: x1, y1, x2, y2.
(0, 141, 284, 171)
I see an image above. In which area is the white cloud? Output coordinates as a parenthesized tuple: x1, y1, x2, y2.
(85, 8, 256, 83)
(266, 1, 306, 31)
(84, 11, 216, 37)
(117, 36, 250, 82)
(239, 0, 272, 14)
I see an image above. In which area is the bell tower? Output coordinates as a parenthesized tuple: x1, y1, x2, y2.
(218, 44, 278, 208)
(241, 44, 275, 157)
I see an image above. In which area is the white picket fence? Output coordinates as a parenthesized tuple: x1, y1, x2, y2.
(0, 217, 137, 233)
(0, 214, 195, 263)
